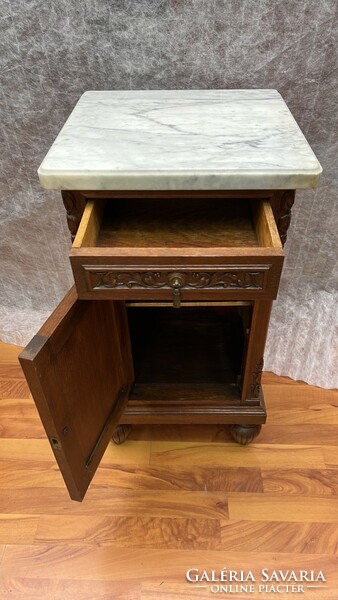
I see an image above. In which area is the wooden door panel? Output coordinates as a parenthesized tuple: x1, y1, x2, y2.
(19, 288, 132, 501)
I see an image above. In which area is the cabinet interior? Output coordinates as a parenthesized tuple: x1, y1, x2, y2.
(126, 302, 253, 403)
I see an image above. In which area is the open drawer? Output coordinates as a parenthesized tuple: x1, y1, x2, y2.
(70, 197, 284, 303)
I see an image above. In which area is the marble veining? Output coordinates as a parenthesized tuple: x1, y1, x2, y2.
(38, 90, 322, 190)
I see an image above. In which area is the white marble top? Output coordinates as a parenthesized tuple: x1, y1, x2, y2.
(38, 90, 322, 190)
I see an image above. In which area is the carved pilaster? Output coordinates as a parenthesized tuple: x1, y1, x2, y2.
(276, 190, 295, 246)
(250, 357, 264, 398)
(61, 191, 86, 241)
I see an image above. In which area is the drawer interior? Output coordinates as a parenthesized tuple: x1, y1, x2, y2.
(72, 197, 282, 251)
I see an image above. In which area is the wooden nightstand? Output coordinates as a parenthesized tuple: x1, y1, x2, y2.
(19, 90, 322, 501)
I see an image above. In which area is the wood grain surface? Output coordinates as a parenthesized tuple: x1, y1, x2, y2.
(97, 198, 259, 248)
(0, 340, 337, 599)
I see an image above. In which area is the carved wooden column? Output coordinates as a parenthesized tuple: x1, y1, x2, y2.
(61, 191, 86, 241)
(272, 190, 296, 247)
(229, 298, 274, 444)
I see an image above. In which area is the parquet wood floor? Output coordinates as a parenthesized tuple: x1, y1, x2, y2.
(0, 340, 337, 599)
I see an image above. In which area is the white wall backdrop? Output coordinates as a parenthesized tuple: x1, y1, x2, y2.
(1, 0, 337, 387)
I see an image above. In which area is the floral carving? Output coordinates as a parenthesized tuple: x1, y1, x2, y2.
(89, 270, 264, 291)
(276, 190, 295, 246)
(61, 191, 86, 241)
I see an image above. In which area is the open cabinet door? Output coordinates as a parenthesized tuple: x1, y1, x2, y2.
(19, 287, 133, 501)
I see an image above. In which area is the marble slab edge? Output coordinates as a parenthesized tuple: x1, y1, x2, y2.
(38, 169, 322, 191)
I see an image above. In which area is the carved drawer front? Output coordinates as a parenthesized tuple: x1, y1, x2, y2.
(69, 197, 284, 302)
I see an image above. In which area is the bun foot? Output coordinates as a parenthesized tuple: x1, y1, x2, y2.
(229, 424, 262, 445)
(112, 424, 132, 445)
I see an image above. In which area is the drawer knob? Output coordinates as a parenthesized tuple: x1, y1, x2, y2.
(168, 273, 185, 308)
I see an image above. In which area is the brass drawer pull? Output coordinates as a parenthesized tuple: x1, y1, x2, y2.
(168, 273, 185, 308)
